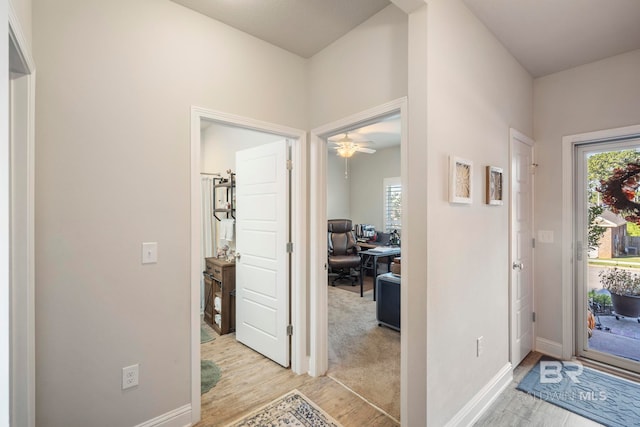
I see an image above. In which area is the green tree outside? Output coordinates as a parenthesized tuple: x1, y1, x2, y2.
(588, 149, 640, 204)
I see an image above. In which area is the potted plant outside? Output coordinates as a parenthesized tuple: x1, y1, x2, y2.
(598, 268, 640, 320)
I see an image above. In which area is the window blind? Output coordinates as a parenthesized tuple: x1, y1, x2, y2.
(384, 178, 402, 233)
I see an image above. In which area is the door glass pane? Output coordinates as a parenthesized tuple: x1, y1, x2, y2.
(583, 146, 640, 367)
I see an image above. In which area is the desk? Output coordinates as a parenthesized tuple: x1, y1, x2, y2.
(357, 242, 377, 250)
(359, 247, 401, 300)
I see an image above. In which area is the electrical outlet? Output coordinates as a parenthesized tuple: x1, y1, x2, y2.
(122, 364, 139, 390)
(477, 336, 484, 357)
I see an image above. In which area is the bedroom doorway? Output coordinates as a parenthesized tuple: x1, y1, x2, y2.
(190, 107, 307, 423)
(310, 98, 407, 423)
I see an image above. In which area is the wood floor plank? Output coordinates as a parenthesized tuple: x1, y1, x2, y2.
(197, 323, 398, 427)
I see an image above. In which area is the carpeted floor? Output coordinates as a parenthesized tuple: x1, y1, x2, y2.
(331, 275, 374, 295)
(327, 285, 400, 421)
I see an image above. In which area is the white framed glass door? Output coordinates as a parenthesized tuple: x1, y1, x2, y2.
(576, 138, 640, 372)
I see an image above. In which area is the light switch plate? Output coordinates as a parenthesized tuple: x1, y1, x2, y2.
(142, 242, 158, 264)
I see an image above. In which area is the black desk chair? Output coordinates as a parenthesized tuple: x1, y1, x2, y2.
(328, 219, 361, 285)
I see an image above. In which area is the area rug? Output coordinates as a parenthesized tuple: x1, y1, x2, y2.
(201, 324, 214, 344)
(225, 390, 343, 427)
(201, 360, 221, 395)
(517, 357, 640, 426)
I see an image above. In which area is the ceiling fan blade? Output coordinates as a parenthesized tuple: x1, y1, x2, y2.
(356, 147, 376, 154)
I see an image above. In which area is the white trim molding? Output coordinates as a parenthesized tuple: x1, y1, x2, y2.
(535, 337, 563, 359)
(309, 97, 408, 379)
(190, 106, 307, 424)
(133, 404, 191, 427)
(444, 363, 513, 427)
(8, 2, 36, 426)
(561, 124, 640, 361)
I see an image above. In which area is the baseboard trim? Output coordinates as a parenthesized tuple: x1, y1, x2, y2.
(134, 404, 192, 427)
(444, 362, 512, 427)
(535, 337, 563, 359)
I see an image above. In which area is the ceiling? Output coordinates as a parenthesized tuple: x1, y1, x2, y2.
(463, 0, 640, 77)
(173, 0, 640, 77)
(328, 115, 401, 153)
(171, 0, 390, 58)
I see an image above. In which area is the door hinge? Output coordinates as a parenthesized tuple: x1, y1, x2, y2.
(286, 159, 293, 171)
(532, 312, 536, 322)
(286, 242, 293, 253)
(532, 238, 536, 248)
(286, 325, 293, 336)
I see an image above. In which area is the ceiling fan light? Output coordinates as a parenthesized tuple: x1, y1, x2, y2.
(337, 146, 356, 158)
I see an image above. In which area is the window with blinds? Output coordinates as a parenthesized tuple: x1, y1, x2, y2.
(383, 177, 402, 233)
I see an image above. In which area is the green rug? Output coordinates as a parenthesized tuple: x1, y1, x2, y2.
(201, 324, 214, 343)
(201, 360, 221, 394)
(227, 390, 342, 426)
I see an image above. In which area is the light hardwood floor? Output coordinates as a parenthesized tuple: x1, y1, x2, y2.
(196, 323, 399, 427)
(474, 352, 603, 427)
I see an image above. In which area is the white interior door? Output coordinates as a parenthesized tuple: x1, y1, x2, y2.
(510, 131, 534, 366)
(235, 139, 290, 367)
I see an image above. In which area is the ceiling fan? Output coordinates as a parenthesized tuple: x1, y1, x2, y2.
(329, 132, 376, 179)
(329, 132, 376, 158)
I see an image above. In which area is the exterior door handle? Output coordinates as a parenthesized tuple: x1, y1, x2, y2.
(512, 262, 524, 271)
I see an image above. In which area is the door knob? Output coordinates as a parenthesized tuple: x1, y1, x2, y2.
(236, 252, 241, 261)
(512, 262, 524, 270)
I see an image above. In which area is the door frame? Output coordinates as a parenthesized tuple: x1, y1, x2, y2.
(509, 128, 535, 365)
(8, 2, 36, 426)
(190, 107, 307, 423)
(308, 97, 407, 377)
(561, 124, 640, 360)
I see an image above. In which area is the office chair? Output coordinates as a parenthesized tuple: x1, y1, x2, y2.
(328, 219, 361, 285)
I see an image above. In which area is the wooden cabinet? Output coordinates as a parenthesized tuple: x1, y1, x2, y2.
(203, 257, 236, 335)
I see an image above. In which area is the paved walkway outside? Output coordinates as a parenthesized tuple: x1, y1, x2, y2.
(587, 264, 640, 361)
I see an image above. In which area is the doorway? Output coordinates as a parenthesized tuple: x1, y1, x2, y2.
(575, 135, 640, 373)
(309, 97, 407, 421)
(190, 107, 307, 423)
(325, 114, 402, 421)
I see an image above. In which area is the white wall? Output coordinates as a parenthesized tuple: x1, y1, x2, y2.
(404, 5, 428, 425)
(534, 49, 640, 347)
(10, 0, 31, 49)
(32, 0, 307, 425)
(201, 123, 284, 174)
(326, 153, 351, 220)
(308, 4, 408, 128)
(349, 146, 401, 230)
(1, 1, 10, 425)
(424, 0, 533, 424)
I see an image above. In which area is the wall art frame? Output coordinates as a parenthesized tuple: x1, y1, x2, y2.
(486, 165, 503, 205)
(449, 156, 473, 204)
